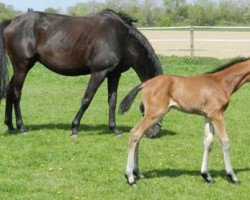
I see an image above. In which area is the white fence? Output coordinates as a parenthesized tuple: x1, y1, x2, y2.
(139, 26, 250, 58)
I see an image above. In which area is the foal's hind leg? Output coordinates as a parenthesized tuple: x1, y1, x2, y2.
(140, 103, 162, 138)
(212, 114, 240, 184)
(125, 109, 166, 186)
(125, 116, 156, 186)
(71, 71, 107, 137)
(201, 117, 215, 183)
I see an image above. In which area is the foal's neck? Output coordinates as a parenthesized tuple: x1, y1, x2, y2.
(214, 60, 250, 95)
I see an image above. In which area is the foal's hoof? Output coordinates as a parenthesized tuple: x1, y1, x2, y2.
(201, 173, 215, 184)
(233, 180, 241, 185)
(125, 174, 136, 187)
(70, 134, 79, 138)
(133, 171, 144, 179)
(227, 174, 240, 184)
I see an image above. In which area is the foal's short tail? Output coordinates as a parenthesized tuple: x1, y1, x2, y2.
(0, 20, 11, 100)
(119, 83, 143, 114)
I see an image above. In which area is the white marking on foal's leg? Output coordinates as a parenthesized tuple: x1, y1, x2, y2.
(125, 145, 136, 186)
(133, 142, 144, 179)
(201, 118, 215, 183)
(213, 116, 240, 184)
(221, 137, 240, 184)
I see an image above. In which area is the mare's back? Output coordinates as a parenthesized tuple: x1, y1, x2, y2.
(4, 11, 130, 74)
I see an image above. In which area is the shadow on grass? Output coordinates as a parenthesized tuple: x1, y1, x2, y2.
(3, 123, 177, 137)
(3, 123, 127, 136)
(144, 167, 250, 181)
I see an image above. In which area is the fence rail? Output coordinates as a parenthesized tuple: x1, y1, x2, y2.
(139, 26, 250, 58)
(139, 26, 250, 30)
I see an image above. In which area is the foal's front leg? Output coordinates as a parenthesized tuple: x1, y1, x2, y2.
(212, 114, 240, 184)
(201, 117, 215, 183)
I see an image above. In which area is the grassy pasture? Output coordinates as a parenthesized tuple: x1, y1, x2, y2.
(0, 56, 249, 199)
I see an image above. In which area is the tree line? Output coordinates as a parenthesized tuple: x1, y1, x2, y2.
(1, 0, 250, 27)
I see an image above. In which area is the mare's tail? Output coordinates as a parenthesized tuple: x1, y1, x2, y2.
(0, 20, 11, 100)
(119, 83, 143, 114)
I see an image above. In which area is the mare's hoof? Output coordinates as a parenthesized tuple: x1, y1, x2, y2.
(110, 127, 123, 136)
(146, 124, 161, 138)
(70, 134, 79, 138)
(7, 125, 16, 132)
(9, 127, 15, 132)
(8, 128, 16, 134)
(19, 127, 28, 134)
(115, 133, 123, 138)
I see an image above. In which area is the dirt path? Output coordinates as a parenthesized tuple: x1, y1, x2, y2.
(141, 30, 250, 58)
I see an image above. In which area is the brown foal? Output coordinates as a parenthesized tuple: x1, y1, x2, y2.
(119, 58, 250, 186)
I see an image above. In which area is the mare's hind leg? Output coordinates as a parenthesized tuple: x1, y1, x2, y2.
(71, 71, 107, 137)
(201, 117, 215, 183)
(5, 64, 31, 133)
(107, 73, 122, 136)
(212, 113, 240, 184)
(5, 78, 15, 131)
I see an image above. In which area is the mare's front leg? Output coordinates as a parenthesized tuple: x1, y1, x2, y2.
(212, 114, 240, 184)
(107, 74, 122, 136)
(71, 71, 107, 137)
(201, 117, 215, 183)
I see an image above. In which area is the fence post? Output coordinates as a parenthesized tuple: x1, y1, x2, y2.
(190, 25, 194, 57)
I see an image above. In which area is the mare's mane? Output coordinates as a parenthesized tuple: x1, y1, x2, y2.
(207, 57, 250, 74)
(100, 9, 137, 26)
(101, 9, 162, 74)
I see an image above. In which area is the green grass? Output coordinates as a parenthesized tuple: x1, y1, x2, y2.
(0, 56, 249, 199)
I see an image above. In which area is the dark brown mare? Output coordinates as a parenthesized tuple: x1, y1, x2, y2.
(0, 9, 163, 137)
(119, 58, 250, 186)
